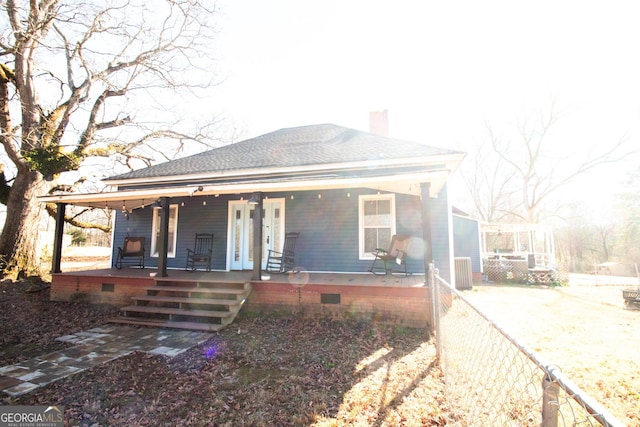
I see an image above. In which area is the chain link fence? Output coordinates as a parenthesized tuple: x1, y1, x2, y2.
(429, 266, 625, 427)
(483, 257, 570, 286)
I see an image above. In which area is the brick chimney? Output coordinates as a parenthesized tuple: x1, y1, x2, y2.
(369, 110, 388, 137)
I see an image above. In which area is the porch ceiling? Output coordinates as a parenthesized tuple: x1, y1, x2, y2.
(39, 169, 451, 210)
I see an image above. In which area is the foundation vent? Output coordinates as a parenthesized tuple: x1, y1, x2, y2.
(321, 293, 341, 304)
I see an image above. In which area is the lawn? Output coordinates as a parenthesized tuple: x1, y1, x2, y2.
(463, 282, 640, 426)
(0, 279, 459, 426)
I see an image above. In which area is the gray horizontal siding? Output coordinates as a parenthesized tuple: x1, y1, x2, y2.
(429, 184, 453, 283)
(112, 208, 153, 266)
(112, 188, 453, 276)
(285, 189, 361, 272)
(174, 197, 228, 270)
(453, 215, 481, 272)
(112, 196, 231, 271)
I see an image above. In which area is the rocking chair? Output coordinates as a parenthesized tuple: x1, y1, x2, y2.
(266, 232, 300, 273)
(185, 233, 214, 271)
(369, 234, 411, 276)
(115, 236, 145, 269)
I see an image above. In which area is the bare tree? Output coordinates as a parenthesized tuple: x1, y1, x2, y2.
(0, 0, 222, 277)
(465, 101, 636, 224)
(460, 136, 519, 223)
(616, 166, 640, 265)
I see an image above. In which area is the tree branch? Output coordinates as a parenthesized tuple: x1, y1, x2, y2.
(45, 203, 111, 232)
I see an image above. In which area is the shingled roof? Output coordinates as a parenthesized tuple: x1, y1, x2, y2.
(107, 124, 461, 182)
(41, 123, 466, 209)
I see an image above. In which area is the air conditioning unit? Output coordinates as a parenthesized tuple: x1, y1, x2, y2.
(454, 257, 473, 290)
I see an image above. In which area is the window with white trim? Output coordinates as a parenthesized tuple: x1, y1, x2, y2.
(151, 204, 179, 258)
(359, 194, 396, 259)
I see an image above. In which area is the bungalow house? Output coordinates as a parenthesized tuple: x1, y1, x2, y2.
(41, 123, 466, 330)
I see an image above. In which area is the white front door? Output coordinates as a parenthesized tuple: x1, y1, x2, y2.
(229, 199, 284, 270)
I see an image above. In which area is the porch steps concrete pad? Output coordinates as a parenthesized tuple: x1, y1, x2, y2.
(120, 305, 234, 318)
(110, 317, 225, 332)
(0, 325, 212, 397)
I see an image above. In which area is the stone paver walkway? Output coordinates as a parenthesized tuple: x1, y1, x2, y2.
(0, 325, 212, 397)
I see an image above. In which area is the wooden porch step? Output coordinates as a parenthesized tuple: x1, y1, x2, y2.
(132, 295, 243, 305)
(112, 282, 251, 332)
(156, 278, 251, 289)
(120, 305, 233, 318)
(110, 316, 225, 332)
(146, 285, 249, 296)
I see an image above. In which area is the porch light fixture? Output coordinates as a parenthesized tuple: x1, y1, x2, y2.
(189, 185, 204, 197)
(248, 192, 262, 205)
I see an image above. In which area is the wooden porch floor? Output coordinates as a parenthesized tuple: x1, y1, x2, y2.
(54, 267, 426, 287)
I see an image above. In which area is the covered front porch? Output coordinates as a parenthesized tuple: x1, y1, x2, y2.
(51, 268, 430, 330)
(39, 124, 468, 331)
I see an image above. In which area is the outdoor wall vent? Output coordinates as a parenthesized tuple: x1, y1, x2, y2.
(101, 283, 115, 293)
(321, 293, 341, 304)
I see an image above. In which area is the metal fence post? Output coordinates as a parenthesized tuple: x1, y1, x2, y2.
(542, 373, 559, 427)
(435, 271, 626, 426)
(429, 263, 436, 335)
(431, 265, 442, 360)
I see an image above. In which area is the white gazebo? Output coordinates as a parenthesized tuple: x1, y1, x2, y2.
(480, 222, 557, 284)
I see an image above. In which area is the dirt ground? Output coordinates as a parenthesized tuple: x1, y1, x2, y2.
(0, 279, 458, 426)
(462, 276, 640, 426)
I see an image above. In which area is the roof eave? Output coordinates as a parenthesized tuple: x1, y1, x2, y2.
(103, 152, 465, 188)
(40, 169, 453, 210)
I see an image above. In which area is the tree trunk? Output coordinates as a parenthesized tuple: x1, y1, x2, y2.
(0, 169, 47, 277)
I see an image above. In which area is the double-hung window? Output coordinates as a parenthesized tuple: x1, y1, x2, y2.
(359, 194, 396, 259)
(151, 204, 179, 258)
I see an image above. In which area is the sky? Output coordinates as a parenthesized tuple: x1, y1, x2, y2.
(5, 1, 638, 225)
(206, 0, 640, 213)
